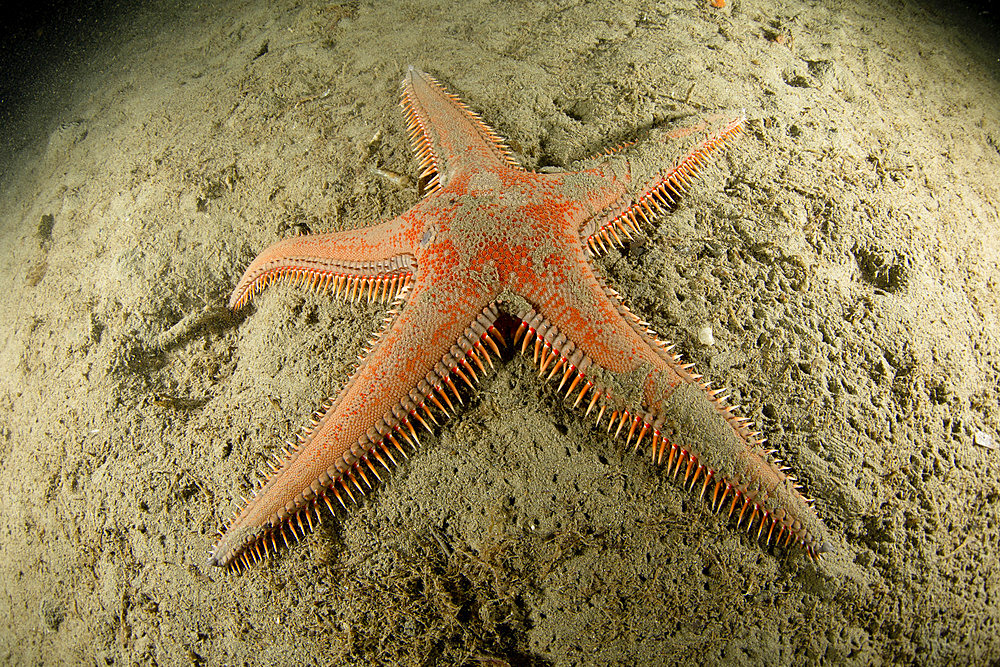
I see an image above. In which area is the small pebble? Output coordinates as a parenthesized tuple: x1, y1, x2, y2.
(975, 430, 995, 450)
(698, 325, 715, 346)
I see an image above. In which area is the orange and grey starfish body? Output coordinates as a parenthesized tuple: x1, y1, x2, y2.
(209, 67, 831, 572)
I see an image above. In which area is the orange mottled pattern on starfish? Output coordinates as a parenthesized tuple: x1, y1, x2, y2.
(209, 67, 830, 574)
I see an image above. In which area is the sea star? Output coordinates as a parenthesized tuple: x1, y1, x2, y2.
(209, 67, 831, 571)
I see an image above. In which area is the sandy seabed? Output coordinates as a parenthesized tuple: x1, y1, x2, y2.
(1, 0, 998, 664)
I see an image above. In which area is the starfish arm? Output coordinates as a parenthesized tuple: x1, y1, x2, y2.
(210, 282, 501, 571)
(229, 215, 418, 310)
(401, 67, 522, 194)
(578, 113, 745, 257)
(514, 265, 830, 558)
